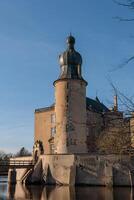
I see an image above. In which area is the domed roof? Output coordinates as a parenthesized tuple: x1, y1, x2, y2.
(53, 35, 88, 84)
(59, 35, 82, 67)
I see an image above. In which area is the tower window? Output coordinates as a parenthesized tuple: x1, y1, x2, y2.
(67, 82, 69, 89)
(66, 96, 69, 103)
(51, 114, 56, 123)
(51, 127, 56, 137)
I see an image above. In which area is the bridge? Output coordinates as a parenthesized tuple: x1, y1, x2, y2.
(0, 159, 34, 175)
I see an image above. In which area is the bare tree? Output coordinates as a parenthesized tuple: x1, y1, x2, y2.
(113, 0, 134, 8)
(112, 0, 134, 69)
(0, 150, 13, 160)
(96, 81, 134, 154)
(96, 122, 131, 154)
(110, 81, 134, 114)
(15, 147, 31, 157)
(113, 0, 134, 21)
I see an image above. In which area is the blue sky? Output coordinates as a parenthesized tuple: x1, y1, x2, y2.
(0, 0, 134, 153)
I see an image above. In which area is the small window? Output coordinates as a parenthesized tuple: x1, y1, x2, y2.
(66, 96, 69, 103)
(67, 82, 69, 89)
(86, 127, 89, 136)
(50, 144, 55, 154)
(51, 127, 56, 137)
(51, 114, 56, 123)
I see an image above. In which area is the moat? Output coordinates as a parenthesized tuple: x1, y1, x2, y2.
(0, 176, 134, 200)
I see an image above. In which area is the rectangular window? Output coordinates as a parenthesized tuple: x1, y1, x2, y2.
(51, 127, 56, 137)
(50, 143, 55, 154)
(51, 114, 56, 123)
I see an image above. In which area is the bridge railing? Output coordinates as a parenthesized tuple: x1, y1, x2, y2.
(0, 160, 34, 167)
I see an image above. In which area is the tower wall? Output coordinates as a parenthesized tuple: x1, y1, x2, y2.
(130, 113, 134, 148)
(54, 79, 88, 154)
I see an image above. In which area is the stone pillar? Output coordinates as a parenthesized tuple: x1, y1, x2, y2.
(8, 168, 17, 184)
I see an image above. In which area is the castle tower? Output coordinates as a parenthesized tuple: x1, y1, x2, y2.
(53, 35, 88, 154)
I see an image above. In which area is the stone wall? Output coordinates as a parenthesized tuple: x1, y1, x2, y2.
(86, 111, 103, 151)
(34, 107, 55, 154)
(31, 154, 75, 185)
(75, 154, 131, 186)
(24, 154, 134, 186)
(130, 114, 134, 148)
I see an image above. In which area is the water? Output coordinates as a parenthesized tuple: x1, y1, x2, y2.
(0, 176, 134, 200)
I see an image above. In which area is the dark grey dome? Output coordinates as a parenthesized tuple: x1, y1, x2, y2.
(53, 35, 88, 83)
(59, 35, 82, 67)
(59, 50, 82, 66)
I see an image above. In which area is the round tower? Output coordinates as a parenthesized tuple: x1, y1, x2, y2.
(54, 35, 88, 154)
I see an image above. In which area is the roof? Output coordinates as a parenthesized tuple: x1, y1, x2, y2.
(35, 104, 55, 113)
(35, 97, 109, 114)
(86, 97, 109, 113)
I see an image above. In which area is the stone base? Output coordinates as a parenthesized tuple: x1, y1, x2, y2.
(8, 154, 134, 186)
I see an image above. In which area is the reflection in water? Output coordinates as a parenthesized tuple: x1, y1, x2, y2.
(113, 187, 133, 200)
(0, 180, 132, 200)
(0, 183, 8, 200)
(8, 184, 15, 199)
(6, 184, 134, 200)
(0, 176, 8, 200)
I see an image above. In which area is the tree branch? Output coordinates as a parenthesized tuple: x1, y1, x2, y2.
(113, 0, 134, 22)
(114, 16, 134, 21)
(110, 56, 134, 71)
(109, 81, 134, 113)
(113, 0, 134, 9)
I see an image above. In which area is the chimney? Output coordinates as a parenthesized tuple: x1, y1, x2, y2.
(114, 95, 118, 111)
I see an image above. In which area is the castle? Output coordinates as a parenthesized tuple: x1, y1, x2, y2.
(33, 35, 134, 156)
(8, 36, 134, 186)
